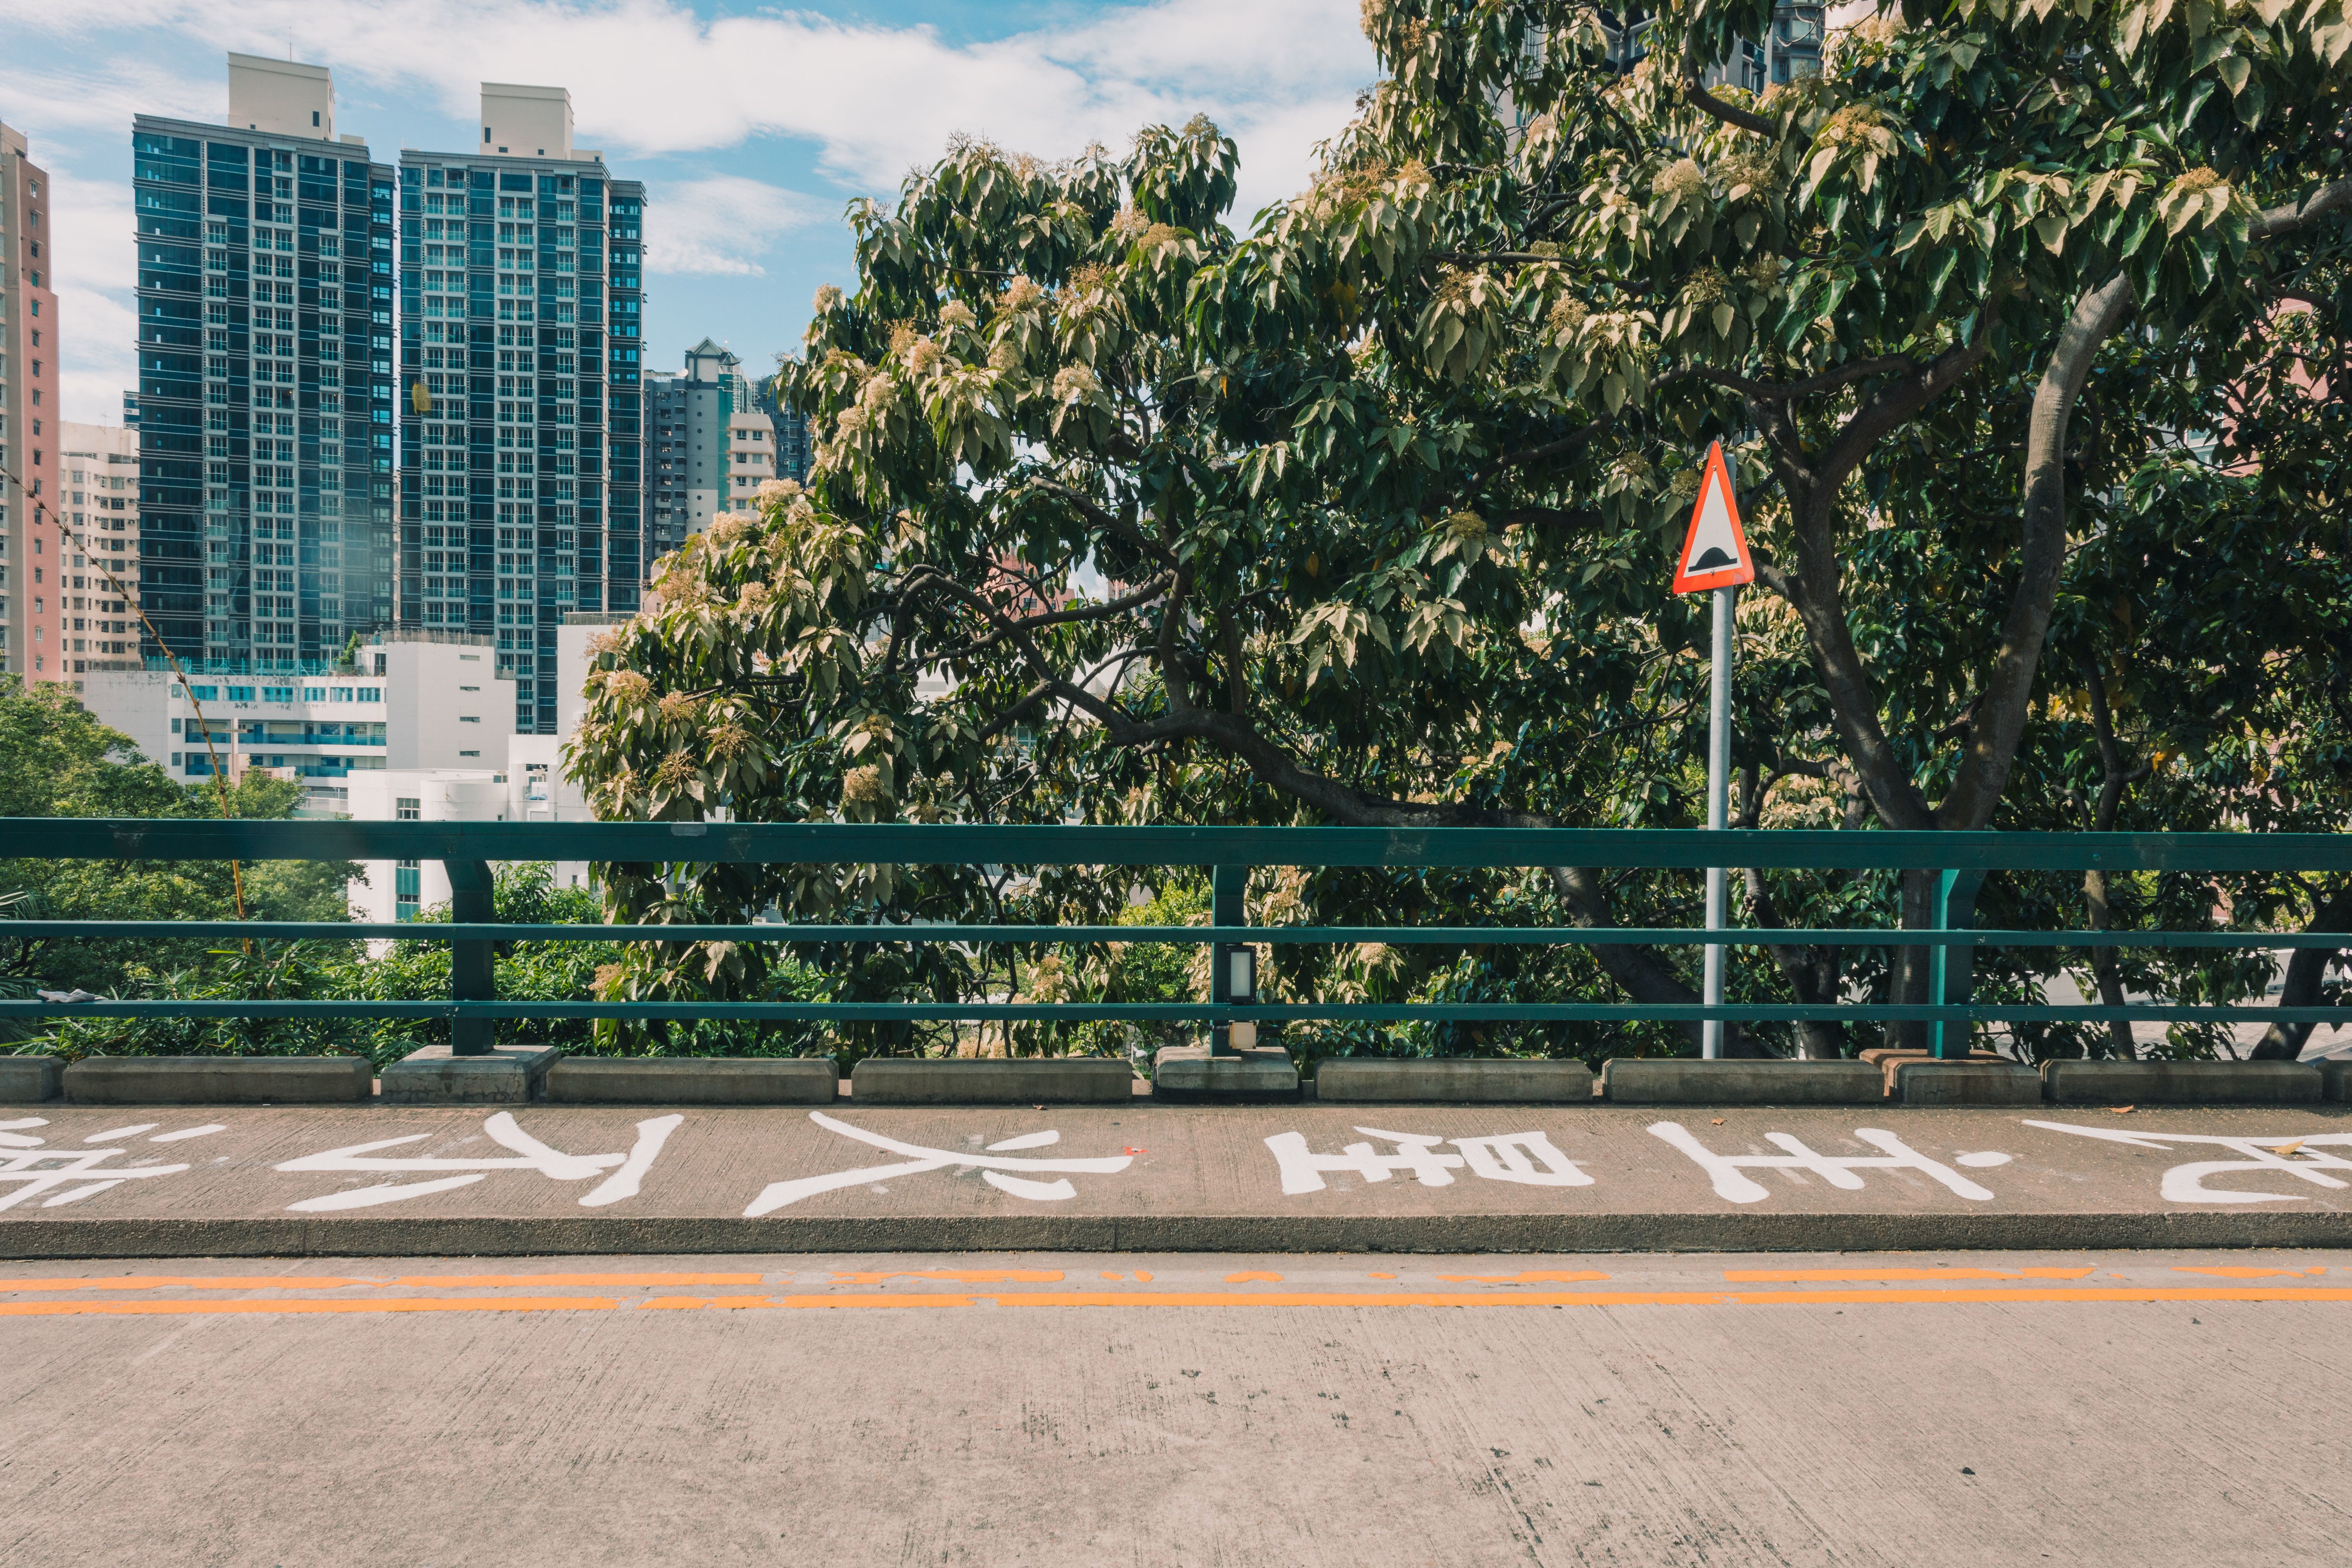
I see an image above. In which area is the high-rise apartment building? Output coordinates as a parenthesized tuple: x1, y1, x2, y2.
(1, 119, 63, 679)
(396, 82, 647, 736)
(755, 377, 814, 486)
(674, 337, 741, 538)
(61, 421, 142, 663)
(642, 343, 812, 576)
(131, 54, 397, 677)
(645, 367, 686, 567)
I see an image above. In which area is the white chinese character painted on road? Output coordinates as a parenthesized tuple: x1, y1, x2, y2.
(0, 1117, 223, 1211)
(1648, 1121, 2012, 1205)
(276, 1111, 683, 1212)
(2024, 1120, 2352, 1205)
(1264, 1127, 1592, 1195)
(742, 1112, 1136, 1217)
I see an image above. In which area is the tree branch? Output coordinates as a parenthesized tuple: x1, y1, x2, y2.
(1750, 397, 1937, 832)
(1433, 419, 1617, 513)
(1028, 479, 1180, 569)
(1155, 569, 1197, 715)
(2250, 175, 2352, 242)
(1427, 250, 1576, 267)
(921, 573, 1172, 664)
(1814, 338, 1993, 492)
(1681, 40, 1783, 143)
(1940, 271, 2137, 830)
(1688, 354, 1924, 402)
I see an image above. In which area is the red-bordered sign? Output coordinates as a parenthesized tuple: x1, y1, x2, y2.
(1671, 440, 1755, 594)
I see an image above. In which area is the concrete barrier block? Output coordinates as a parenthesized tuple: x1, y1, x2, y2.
(851, 1057, 1134, 1105)
(1601, 1059, 1884, 1105)
(0, 1055, 65, 1103)
(62, 1055, 372, 1105)
(2042, 1059, 2323, 1105)
(2325, 1061, 2352, 1103)
(1153, 1044, 1299, 1098)
(380, 1043, 563, 1105)
(1316, 1059, 1593, 1103)
(547, 1057, 838, 1106)
(1893, 1060, 2042, 1107)
(1860, 1047, 2008, 1095)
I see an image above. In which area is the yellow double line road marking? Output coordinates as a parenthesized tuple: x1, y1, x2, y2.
(3, 1283, 2351, 1318)
(0, 1272, 760, 1293)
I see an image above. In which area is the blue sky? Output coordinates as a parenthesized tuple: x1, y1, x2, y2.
(0, 0, 1375, 424)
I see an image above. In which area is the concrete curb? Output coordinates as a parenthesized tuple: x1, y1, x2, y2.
(2043, 1059, 2323, 1105)
(0, 1055, 64, 1103)
(2327, 1061, 2352, 1102)
(10, 1209, 2352, 1259)
(1599, 1059, 1883, 1106)
(850, 1058, 1134, 1105)
(1894, 1061, 2044, 1106)
(62, 1055, 371, 1105)
(381, 1043, 563, 1105)
(546, 1057, 839, 1105)
(1154, 1045, 1300, 1098)
(1316, 1059, 1594, 1104)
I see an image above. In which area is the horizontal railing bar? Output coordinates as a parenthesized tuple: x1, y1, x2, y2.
(4, 820, 2349, 874)
(3, 1001, 2344, 1024)
(5, 921, 2343, 951)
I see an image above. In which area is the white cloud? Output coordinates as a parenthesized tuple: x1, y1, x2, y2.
(0, 0, 1374, 203)
(645, 175, 830, 276)
(1, 0, 1380, 419)
(58, 287, 139, 427)
(0, 59, 214, 138)
(45, 172, 142, 424)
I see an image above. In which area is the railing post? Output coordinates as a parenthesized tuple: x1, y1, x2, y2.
(1210, 863, 1246, 1056)
(445, 859, 496, 1057)
(1931, 868, 1986, 1060)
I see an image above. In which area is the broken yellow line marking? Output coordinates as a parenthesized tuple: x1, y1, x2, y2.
(3, 1285, 2347, 1319)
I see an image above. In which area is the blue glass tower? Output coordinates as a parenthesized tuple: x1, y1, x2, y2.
(131, 56, 395, 672)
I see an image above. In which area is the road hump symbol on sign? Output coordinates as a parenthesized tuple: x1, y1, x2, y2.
(1671, 441, 1755, 594)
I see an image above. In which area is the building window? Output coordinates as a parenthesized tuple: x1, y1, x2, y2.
(396, 797, 421, 821)
(395, 858, 421, 918)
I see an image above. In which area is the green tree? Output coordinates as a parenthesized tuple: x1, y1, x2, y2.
(0, 675, 340, 1002)
(564, 1, 2352, 1061)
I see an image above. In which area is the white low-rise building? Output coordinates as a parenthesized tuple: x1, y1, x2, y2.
(75, 631, 516, 817)
(342, 619, 609, 922)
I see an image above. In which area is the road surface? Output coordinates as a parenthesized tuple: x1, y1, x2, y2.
(4, 1248, 2347, 1566)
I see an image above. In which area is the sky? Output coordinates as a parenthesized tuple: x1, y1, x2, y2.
(0, 0, 1376, 425)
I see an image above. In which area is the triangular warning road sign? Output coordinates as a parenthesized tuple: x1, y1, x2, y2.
(1671, 441, 1755, 594)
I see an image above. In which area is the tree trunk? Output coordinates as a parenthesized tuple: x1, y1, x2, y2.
(2248, 883, 2352, 1061)
(1745, 866, 1845, 1058)
(2078, 656, 2144, 1059)
(1885, 867, 1941, 1052)
(1549, 865, 1769, 1057)
(2081, 867, 2137, 1060)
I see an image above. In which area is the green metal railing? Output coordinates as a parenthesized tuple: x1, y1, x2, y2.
(2, 820, 2346, 1056)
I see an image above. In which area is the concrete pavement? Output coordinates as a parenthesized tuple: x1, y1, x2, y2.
(11, 1100, 2352, 1256)
(3, 1248, 2350, 1566)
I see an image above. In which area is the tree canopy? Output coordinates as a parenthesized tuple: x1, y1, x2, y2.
(564, 0, 2352, 1063)
(0, 675, 347, 1003)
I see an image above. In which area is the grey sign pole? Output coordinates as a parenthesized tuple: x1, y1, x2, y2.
(1703, 584, 1733, 1059)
